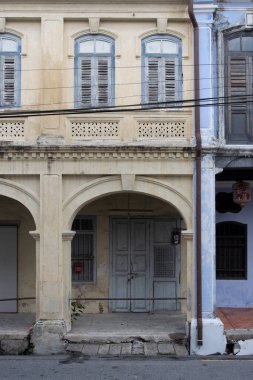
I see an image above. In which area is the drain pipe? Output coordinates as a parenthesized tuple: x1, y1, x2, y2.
(188, 0, 203, 346)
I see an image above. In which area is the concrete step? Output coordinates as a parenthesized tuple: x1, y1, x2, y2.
(65, 340, 189, 357)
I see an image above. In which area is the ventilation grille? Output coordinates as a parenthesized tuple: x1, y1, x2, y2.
(71, 120, 119, 139)
(0, 121, 25, 139)
(138, 121, 186, 138)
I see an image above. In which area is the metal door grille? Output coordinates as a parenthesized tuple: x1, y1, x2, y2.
(154, 245, 175, 278)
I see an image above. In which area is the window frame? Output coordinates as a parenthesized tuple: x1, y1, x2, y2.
(224, 31, 253, 144)
(0, 33, 21, 109)
(71, 215, 96, 284)
(74, 34, 115, 108)
(216, 221, 247, 280)
(141, 34, 182, 106)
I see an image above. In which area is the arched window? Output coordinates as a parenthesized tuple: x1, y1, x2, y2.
(75, 35, 114, 108)
(142, 35, 182, 105)
(225, 32, 253, 144)
(0, 34, 21, 108)
(216, 221, 247, 279)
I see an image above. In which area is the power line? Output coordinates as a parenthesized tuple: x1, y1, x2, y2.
(0, 83, 243, 110)
(0, 61, 249, 73)
(0, 94, 252, 119)
(0, 74, 246, 95)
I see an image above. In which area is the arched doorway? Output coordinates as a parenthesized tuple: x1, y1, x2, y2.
(70, 192, 188, 314)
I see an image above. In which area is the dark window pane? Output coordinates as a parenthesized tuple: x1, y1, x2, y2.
(242, 36, 253, 51)
(231, 113, 247, 141)
(228, 37, 240, 52)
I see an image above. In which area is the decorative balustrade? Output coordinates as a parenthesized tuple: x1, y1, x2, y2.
(0, 120, 25, 140)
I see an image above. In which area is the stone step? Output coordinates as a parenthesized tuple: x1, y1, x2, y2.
(65, 340, 188, 357)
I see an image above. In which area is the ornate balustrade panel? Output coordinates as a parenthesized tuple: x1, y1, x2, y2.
(0, 120, 25, 140)
(71, 120, 120, 139)
(137, 120, 187, 139)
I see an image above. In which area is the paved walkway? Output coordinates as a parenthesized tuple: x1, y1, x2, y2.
(216, 308, 253, 330)
(66, 340, 188, 356)
(0, 313, 35, 355)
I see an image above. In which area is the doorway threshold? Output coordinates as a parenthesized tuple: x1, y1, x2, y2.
(65, 312, 186, 344)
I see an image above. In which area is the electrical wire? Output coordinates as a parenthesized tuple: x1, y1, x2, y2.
(0, 61, 249, 73)
(0, 94, 252, 119)
(0, 75, 247, 95)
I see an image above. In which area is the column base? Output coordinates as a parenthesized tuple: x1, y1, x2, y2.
(31, 320, 67, 355)
(189, 318, 226, 355)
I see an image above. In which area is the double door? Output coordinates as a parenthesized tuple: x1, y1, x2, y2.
(110, 218, 180, 312)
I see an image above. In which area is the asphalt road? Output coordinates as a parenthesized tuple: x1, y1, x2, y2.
(0, 355, 253, 380)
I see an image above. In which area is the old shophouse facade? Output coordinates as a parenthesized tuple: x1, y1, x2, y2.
(0, 1, 198, 354)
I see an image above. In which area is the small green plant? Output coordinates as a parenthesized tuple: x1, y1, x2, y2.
(98, 302, 104, 314)
(71, 300, 85, 321)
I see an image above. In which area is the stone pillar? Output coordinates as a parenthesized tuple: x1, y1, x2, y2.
(190, 155, 226, 355)
(31, 174, 68, 354)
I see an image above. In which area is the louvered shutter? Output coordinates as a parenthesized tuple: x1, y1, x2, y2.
(97, 57, 110, 106)
(1, 56, 17, 107)
(146, 57, 159, 103)
(79, 57, 92, 107)
(164, 58, 177, 102)
(227, 56, 252, 142)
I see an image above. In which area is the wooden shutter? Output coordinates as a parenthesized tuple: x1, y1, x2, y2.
(79, 58, 92, 106)
(227, 56, 251, 142)
(146, 57, 159, 103)
(165, 59, 177, 102)
(1, 56, 17, 106)
(97, 57, 110, 106)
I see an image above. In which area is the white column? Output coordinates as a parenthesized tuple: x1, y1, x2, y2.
(190, 155, 226, 355)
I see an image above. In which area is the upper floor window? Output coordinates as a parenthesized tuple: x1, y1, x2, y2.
(0, 34, 21, 108)
(75, 35, 114, 108)
(225, 32, 253, 144)
(142, 35, 182, 105)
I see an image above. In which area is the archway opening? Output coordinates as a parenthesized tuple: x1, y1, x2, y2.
(70, 192, 188, 315)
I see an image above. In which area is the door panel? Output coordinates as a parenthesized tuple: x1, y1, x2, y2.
(111, 220, 130, 312)
(0, 226, 17, 312)
(130, 220, 150, 312)
(153, 219, 180, 311)
(153, 280, 177, 311)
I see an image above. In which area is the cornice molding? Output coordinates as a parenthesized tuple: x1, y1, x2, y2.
(1, 1, 187, 4)
(0, 147, 196, 161)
